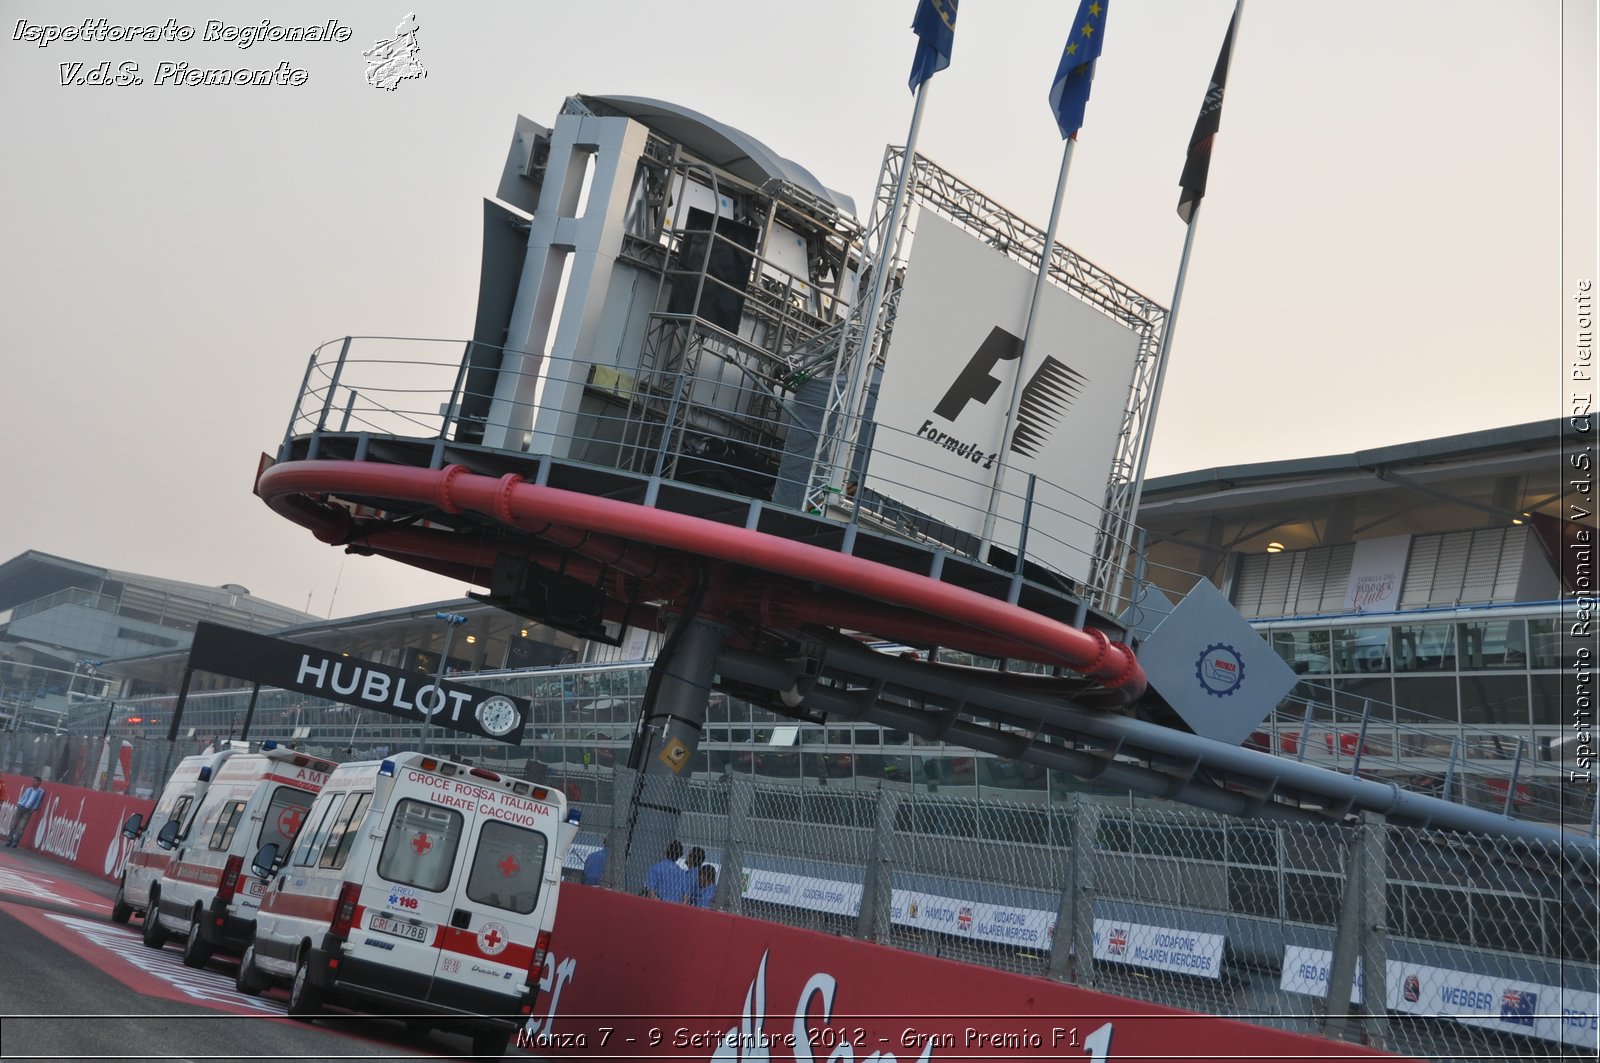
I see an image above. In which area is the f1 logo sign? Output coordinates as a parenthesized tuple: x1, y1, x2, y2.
(934, 326, 1022, 422)
(932, 326, 1086, 459)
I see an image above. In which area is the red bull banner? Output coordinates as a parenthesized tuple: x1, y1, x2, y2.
(0, 773, 153, 883)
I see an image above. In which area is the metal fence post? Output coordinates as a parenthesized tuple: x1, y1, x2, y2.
(1046, 796, 1078, 982)
(720, 776, 753, 915)
(601, 765, 636, 891)
(1323, 823, 1365, 1041)
(855, 785, 901, 941)
(1358, 813, 1390, 1049)
(1070, 797, 1099, 985)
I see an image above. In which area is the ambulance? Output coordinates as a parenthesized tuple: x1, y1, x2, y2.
(242, 752, 576, 1060)
(143, 741, 335, 968)
(112, 745, 236, 926)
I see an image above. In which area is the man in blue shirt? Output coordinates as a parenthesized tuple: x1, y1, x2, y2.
(692, 864, 717, 908)
(7, 777, 45, 848)
(643, 840, 689, 902)
(581, 837, 609, 886)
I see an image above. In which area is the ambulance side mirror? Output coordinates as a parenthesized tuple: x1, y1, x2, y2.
(155, 819, 181, 851)
(251, 842, 280, 879)
(121, 813, 144, 840)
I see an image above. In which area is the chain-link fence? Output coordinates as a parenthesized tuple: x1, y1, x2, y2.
(570, 768, 1598, 1063)
(8, 683, 1596, 1061)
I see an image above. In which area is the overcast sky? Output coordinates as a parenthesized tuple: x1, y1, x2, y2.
(1, 1, 1593, 621)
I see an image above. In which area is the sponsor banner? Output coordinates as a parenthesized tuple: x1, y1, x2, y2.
(1387, 959, 1598, 1049)
(1343, 535, 1411, 613)
(1092, 918, 1224, 979)
(867, 213, 1141, 584)
(515, 887, 1407, 1061)
(1, 773, 153, 883)
(891, 890, 1054, 950)
(1281, 945, 1363, 1005)
(186, 621, 528, 744)
(741, 868, 861, 918)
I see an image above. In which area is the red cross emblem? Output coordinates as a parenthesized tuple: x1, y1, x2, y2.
(411, 832, 433, 855)
(277, 806, 305, 838)
(482, 927, 502, 950)
(499, 854, 520, 877)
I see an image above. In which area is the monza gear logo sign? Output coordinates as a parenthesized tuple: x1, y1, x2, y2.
(1195, 643, 1244, 697)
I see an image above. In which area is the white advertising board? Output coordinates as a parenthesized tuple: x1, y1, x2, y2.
(890, 889, 1055, 950)
(1387, 959, 1598, 1049)
(867, 212, 1142, 583)
(739, 868, 862, 917)
(1343, 534, 1411, 613)
(1092, 918, 1224, 979)
(1280, 945, 1364, 1005)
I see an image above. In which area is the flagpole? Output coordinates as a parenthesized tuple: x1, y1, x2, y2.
(979, 136, 1076, 550)
(1123, 196, 1202, 538)
(828, 80, 929, 501)
(1118, 0, 1245, 603)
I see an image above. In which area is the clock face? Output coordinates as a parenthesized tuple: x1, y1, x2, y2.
(475, 696, 522, 737)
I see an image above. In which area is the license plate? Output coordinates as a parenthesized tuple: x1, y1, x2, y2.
(369, 914, 429, 943)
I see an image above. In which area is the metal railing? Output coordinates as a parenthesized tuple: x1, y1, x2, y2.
(278, 335, 1139, 614)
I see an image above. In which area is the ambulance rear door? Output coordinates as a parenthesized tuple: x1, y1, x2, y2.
(356, 785, 469, 997)
(426, 785, 557, 1005)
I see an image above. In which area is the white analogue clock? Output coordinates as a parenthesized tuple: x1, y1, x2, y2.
(475, 696, 522, 737)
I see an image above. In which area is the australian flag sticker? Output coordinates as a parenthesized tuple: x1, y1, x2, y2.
(1500, 988, 1537, 1027)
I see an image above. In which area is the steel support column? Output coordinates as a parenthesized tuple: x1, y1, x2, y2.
(618, 615, 727, 895)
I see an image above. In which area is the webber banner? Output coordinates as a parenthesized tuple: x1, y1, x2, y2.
(186, 621, 528, 744)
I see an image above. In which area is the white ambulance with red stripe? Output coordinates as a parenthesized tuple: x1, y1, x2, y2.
(242, 751, 575, 1060)
(142, 742, 334, 967)
(112, 746, 235, 926)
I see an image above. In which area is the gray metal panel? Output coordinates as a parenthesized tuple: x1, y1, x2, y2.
(583, 94, 857, 219)
(1136, 578, 1301, 746)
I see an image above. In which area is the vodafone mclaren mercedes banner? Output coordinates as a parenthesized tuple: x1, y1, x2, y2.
(186, 621, 528, 744)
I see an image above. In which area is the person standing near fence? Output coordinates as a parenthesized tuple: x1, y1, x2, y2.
(582, 836, 609, 886)
(6, 776, 44, 848)
(643, 840, 689, 902)
(691, 864, 717, 908)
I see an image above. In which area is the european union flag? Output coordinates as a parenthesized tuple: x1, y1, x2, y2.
(1048, 0, 1109, 139)
(909, 0, 958, 92)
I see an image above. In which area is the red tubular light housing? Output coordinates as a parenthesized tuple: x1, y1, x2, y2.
(529, 930, 551, 980)
(217, 854, 244, 905)
(469, 767, 501, 782)
(329, 882, 362, 938)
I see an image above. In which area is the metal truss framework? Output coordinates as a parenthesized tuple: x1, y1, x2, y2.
(801, 147, 1169, 613)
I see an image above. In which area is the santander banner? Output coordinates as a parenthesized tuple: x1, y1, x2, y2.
(0, 773, 153, 884)
(521, 888, 1413, 1062)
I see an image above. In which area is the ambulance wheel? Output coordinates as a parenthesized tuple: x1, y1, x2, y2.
(471, 1027, 510, 1060)
(235, 939, 266, 996)
(181, 909, 215, 968)
(141, 893, 170, 948)
(288, 952, 324, 1019)
(111, 884, 134, 925)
